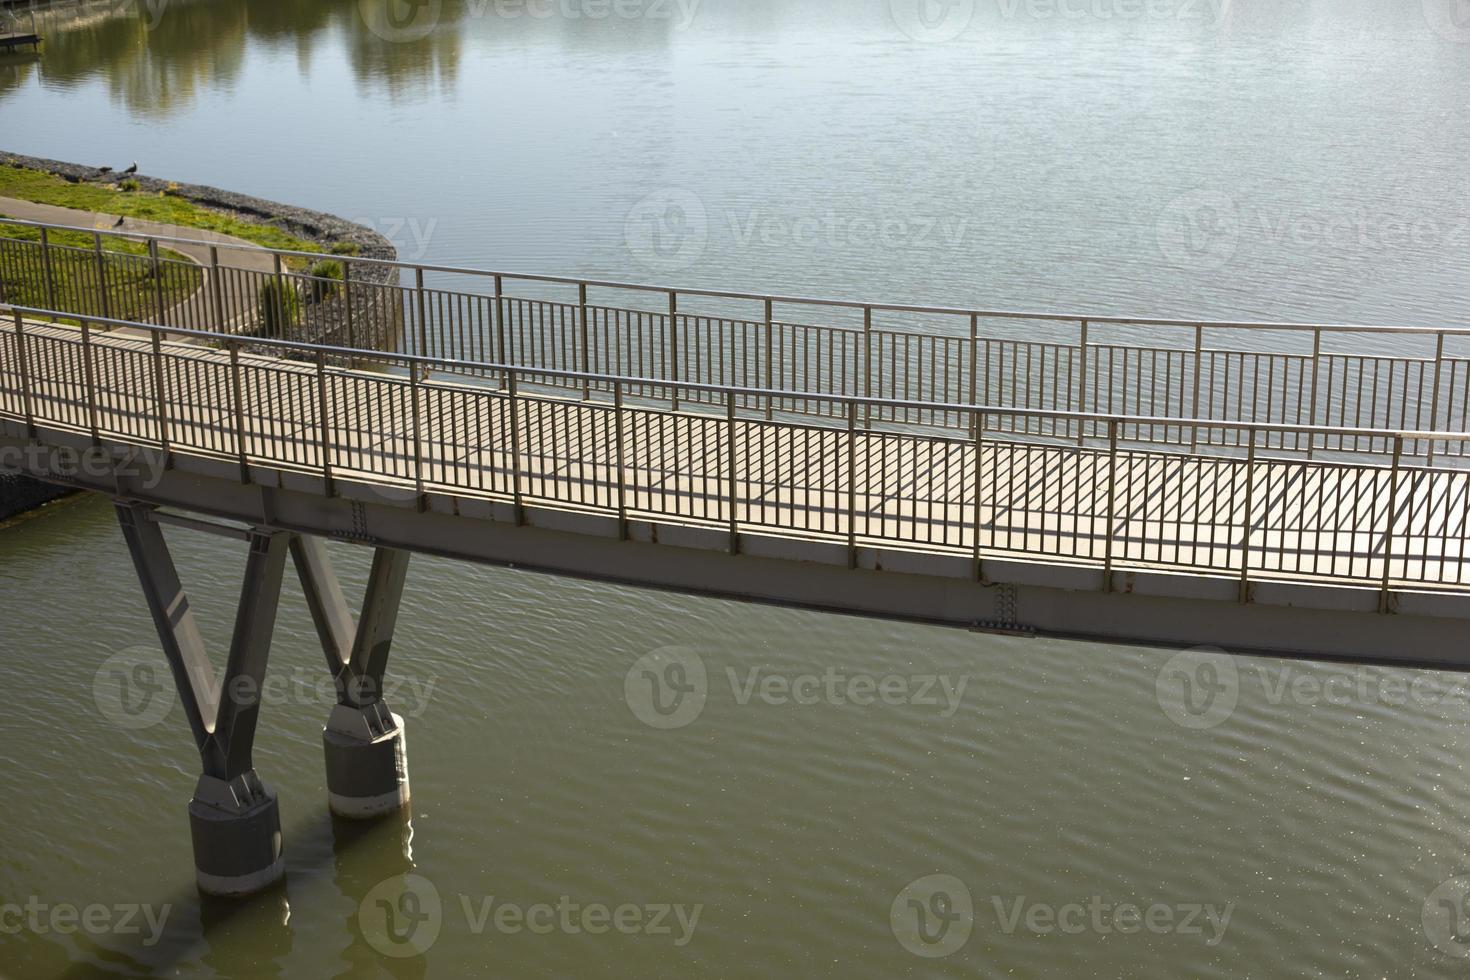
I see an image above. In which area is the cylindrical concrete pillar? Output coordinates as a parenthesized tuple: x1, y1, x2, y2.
(323, 702, 411, 819)
(187, 771, 285, 897)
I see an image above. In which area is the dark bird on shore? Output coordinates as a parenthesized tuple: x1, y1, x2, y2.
(121, 162, 138, 175)
(112, 216, 125, 228)
(96, 165, 112, 175)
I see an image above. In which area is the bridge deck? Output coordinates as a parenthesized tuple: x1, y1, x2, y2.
(5, 320, 1470, 595)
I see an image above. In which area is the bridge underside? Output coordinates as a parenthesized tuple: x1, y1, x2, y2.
(5, 419, 1467, 669)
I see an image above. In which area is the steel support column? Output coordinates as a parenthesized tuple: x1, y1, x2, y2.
(113, 501, 290, 897)
(290, 535, 413, 819)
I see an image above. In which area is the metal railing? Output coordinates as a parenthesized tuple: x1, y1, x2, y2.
(4, 303, 1470, 607)
(3, 217, 1470, 468)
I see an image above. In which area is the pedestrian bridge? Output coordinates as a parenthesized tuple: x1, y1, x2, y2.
(6, 216, 1470, 895)
(3, 218, 1470, 667)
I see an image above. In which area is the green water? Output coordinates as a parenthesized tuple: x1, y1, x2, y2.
(4, 1, 1470, 976)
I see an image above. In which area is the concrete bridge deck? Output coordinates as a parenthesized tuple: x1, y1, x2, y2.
(4, 311, 1470, 666)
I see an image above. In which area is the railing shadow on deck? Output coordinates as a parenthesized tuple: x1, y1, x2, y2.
(5, 302, 1470, 612)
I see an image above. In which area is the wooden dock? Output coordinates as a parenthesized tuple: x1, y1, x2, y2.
(0, 31, 41, 50)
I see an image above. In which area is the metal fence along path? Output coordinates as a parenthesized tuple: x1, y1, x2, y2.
(4, 306, 1470, 612)
(5, 216, 1470, 467)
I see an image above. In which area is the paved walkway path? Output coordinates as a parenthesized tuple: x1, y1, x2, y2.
(0, 196, 276, 331)
(5, 318, 1469, 595)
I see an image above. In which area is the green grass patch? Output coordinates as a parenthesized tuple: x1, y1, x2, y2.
(306, 258, 344, 301)
(0, 163, 317, 255)
(256, 277, 302, 337)
(0, 217, 203, 321)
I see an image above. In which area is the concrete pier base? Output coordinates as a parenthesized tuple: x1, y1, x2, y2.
(323, 702, 410, 819)
(188, 771, 286, 897)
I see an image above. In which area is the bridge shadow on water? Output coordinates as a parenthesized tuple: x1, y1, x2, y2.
(51, 807, 431, 978)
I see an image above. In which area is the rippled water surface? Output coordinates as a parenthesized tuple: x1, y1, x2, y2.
(3, 1, 1470, 976)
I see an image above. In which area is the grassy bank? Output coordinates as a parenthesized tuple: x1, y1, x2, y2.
(0, 163, 317, 253)
(0, 221, 203, 321)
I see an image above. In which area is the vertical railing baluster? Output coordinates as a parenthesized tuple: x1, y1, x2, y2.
(80, 317, 100, 445)
(726, 388, 738, 554)
(862, 305, 873, 430)
(1307, 327, 1321, 459)
(1103, 417, 1117, 591)
(151, 329, 169, 457)
(93, 232, 111, 320)
(1076, 319, 1089, 446)
(39, 227, 56, 313)
(668, 290, 680, 412)
(764, 297, 774, 421)
(579, 282, 591, 400)
(342, 260, 355, 350)
(272, 252, 285, 339)
(968, 313, 979, 439)
(228, 340, 249, 483)
(415, 266, 429, 372)
(507, 367, 524, 525)
(1380, 433, 1404, 613)
(972, 408, 985, 581)
(209, 246, 226, 331)
(316, 350, 335, 497)
(1190, 323, 1203, 453)
(847, 398, 858, 568)
(494, 274, 507, 388)
(13, 311, 35, 437)
(613, 379, 628, 540)
(1428, 331, 1446, 467)
(149, 238, 166, 324)
(409, 360, 426, 508)
(1239, 427, 1257, 603)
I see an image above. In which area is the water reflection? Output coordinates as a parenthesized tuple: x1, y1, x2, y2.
(0, 0, 463, 110)
(1, 0, 751, 112)
(196, 883, 295, 978)
(330, 810, 429, 979)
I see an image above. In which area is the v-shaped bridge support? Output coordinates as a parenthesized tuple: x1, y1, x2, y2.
(290, 535, 414, 818)
(114, 503, 416, 896)
(114, 501, 290, 897)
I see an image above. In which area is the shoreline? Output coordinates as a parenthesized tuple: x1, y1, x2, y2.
(0, 150, 401, 521)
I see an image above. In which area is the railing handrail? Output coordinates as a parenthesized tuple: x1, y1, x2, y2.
(4, 216, 1466, 337)
(7, 303, 1467, 446)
